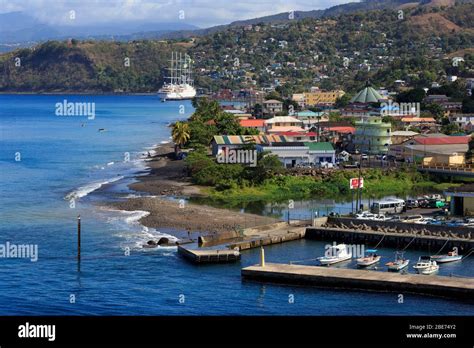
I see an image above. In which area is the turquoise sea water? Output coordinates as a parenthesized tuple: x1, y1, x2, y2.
(0, 94, 473, 315)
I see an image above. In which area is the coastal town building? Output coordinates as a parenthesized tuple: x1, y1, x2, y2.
(390, 130, 419, 145)
(295, 110, 329, 129)
(273, 131, 318, 142)
(239, 119, 265, 133)
(211, 135, 289, 156)
(400, 117, 437, 128)
(224, 109, 252, 120)
(263, 99, 283, 115)
(257, 142, 335, 168)
(340, 107, 374, 120)
(445, 184, 474, 216)
(350, 84, 386, 104)
(449, 114, 474, 132)
(423, 94, 463, 114)
(354, 117, 392, 154)
(303, 89, 345, 107)
(264, 116, 304, 133)
(292, 93, 306, 108)
(389, 134, 470, 164)
(318, 126, 356, 151)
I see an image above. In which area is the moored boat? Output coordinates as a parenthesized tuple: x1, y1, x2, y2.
(419, 261, 439, 275)
(430, 248, 462, 263)
(385, 252, 409, 271)
(318, 244, 352, 265)
(413, 256, 432, 271)
(356, 249, 381, 267)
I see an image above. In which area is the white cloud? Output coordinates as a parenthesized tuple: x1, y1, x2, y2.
(0, 0, 354, 27)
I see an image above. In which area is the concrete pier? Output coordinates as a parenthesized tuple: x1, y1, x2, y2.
(242, 263, 474, 300)
(228, 229, 305, 251)
(178, 245, 240, 264)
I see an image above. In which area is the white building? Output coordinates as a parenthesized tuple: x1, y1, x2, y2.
(263, 99, 284, 115)
(449, 114, 474, 131)
(257, 142, 335, 168)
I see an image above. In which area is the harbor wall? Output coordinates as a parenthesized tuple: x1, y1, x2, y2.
(325, 217, 473, 239)
(306, 226, 474, 252)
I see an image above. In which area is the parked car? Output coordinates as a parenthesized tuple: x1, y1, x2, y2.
(428, 199, 445, 209)
(415, 217, 434, 225)
(373, 214, 388, 221)
(402, 215, 424, 223)
(361, 154, 369, 160)
(388, 215, 403, 222)
(320, 161, 334, 169)
(406, 199, 419, 209)
(417, 198, 430, 208)
(355, 212, 376, 220)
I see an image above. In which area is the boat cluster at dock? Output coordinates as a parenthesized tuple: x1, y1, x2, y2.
(317, 245, 467, 275)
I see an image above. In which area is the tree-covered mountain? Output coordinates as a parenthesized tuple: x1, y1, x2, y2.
(0, 1, 473, 94)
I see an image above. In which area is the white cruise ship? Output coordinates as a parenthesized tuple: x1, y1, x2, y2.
(158, 52, 196, 101)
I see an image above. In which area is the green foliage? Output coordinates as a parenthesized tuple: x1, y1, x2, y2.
(397, 88, 426, 103)
(462, 95, 474, 113)
(440, 119, 462, 135)
(0, 4, 473, 94)
(423, 103, 444, 120)
(195, 163, 437, 204)
(335, 94, 351, 108)
(187, 97, 245, 146)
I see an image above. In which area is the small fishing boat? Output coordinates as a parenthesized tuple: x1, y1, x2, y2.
(419, 261, 439, 275)
(318, 244, 352, 265)
(413, 256, 432, 271)
(385, 252, 409, 271)
(356, 249, 381, 267)
(430, 248, 462, 263)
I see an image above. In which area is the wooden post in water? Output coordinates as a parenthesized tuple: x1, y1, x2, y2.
(77, 215, 81, 261)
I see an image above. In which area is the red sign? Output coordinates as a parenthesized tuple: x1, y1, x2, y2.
(350, 178, 364, 190)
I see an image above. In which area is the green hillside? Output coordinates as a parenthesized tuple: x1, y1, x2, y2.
(0, 2, 473, 94)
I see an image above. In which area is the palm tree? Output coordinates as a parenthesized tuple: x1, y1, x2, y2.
(171, 121, 191, 158)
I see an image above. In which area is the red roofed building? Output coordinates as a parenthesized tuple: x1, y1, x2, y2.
(412, 136, 470, 146)
(239, 119, 265, 133)
(272, 131, 318, 142)
(324, 126, 355, 134)
(389, 135, 470, 165)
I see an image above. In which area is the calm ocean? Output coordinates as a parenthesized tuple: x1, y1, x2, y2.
(0, 94, 472, 315)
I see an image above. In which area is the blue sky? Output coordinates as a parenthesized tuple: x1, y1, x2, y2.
(0, 0, 355, 27)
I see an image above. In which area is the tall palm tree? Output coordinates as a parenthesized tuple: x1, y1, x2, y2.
(171, 121, 191, 157)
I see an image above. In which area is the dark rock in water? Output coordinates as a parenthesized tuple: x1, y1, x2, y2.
(142, 238, 173, 248)
(143, 240, 158, 248)
(157, 237, 170, 245)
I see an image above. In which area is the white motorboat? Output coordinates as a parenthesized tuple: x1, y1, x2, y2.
(356, 249, 381, 267)
(318, 244, 352, 265)
(387, 259, 410, 271)
(419, 261, 439, 275)
(386, 252, 409, 271)
(430, 248, 462, 263)
(413, 256, 432, 271)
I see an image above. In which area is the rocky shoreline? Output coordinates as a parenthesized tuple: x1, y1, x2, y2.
(109, 144, 277, 236)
